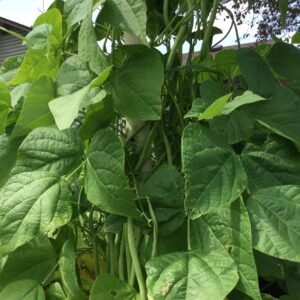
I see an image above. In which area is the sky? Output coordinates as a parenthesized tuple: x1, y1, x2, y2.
(0, 0, 256, 49)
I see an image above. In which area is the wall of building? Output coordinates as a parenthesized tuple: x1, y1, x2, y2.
(0, 28, 28, 64)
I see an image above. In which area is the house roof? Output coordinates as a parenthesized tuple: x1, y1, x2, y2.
(0, 16, 31, 32)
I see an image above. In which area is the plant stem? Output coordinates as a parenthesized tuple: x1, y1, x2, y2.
(118, 229, 126, 280)
(161, 125, 173, 165)
(187, 217, 192, 251)
(127, 217, 147, 300)
(200, 0, 220, 60)
(147, 199, 158, 258)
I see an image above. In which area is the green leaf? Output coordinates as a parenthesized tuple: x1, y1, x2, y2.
(185, 98, 204, 118)
(0, 280, 45, 300)
(78, 14, 107, 75)
(182, 124, 247, 218)
(10, 83, 31, 106)
(249, 86, 300, 146)
(210, 110, 254, 144)
(0, 134, 21, 187)
(292, 32, 300, 44)
(0, 81, 11, 133)
(247, 185, 300, 262)
(45, 282, 66, 300)
(79, 96, 115, 141)
(140, 164, 185, 236)
(268, 43, 300, 81)
(12, 77, 55, 137)
(65, 0, 93, 30)
(85, 128, 138, 218)
(49, 67, 111, 130)
(49, 85, 89, 130)
(101, 0, 147, 43)
(146, 250, 238, 300)
(198, 93, 232, 120)
(214, 49, 240, 77)
(0, 56, 23, 83)
(55, 56, 96, 96)
(23, 24, 53, 50)
(9, 46, 60, 85)
(90, 273, 138, 300)
(0, 171, 72, 255)
(12, 127, 83, 176)
(9, 9, 63, 85)
(0, 235, 57, 289)
(112, 46, 163, 120)
(242, 137, 300, 192)
(200, 80, 226, 104)
(33, 8, 62, 43)
(222, 91, 265, 115)
(236, 48, 276, 97)
(59, 240, 87, 300)
(191, 199, 261, 300)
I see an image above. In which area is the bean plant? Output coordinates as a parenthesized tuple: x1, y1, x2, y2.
(0, 0, 300, 299)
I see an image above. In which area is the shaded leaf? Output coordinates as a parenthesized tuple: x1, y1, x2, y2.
(247, 185, 300, 262)
(182, 124, 247, 218)
(236, 48, 276, 97)
(146, 250, 238, 300)
(85, 128, 138, 217)
(12, 127, 83, 176)
(101, 0, 147, 43)
(12, 77, 55, 137)
(112, 46, 163, 120)
(0, 171, 72, 255)
(90, 273, 138, 300)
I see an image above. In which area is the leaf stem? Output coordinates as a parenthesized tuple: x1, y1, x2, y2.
(65, 160, 86, 181)
(127, 217, 147, 300)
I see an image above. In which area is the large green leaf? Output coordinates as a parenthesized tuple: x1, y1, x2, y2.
(49, 67, 111, 130)
(85, 128, 138, 217)
(10, 10, 62, 85)
(0, 81, 10, 133)
(55, 56, 96, 96)
(101, 0, 147, 43)
(182, 124, 247, 218)
(78, 14, 107, 75)
(65, 0, 93, 30)
(12, 77, 55, 137)
(191, 199, 261, 300)
(247, 185, 300, 262)
(248, 86, 300, 146)
(210, 110, 254, 144)
(268, 43, 300, 81)
(222, 91, 265, 115)
(45, 282, 66, 300)
(198, 93, 232, 120)
(33, 8, 62, 43)
(0, 280, 45, 300)
(0, 171, 72, 255)
(59, 240, 87, 300)
(112, 46, 163, 121)
(90, 274, 138, 300)
(140, 164, 185, 236)
(0, 134, 21, 187)
(0, 235, 57, 289)
(12, 127, 83, 176)
(236, 48, 276, 97)
(242, 137, 300, 192)
(146, 250, 238, 300)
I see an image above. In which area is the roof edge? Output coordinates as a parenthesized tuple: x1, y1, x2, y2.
(0, 16, 31, 32)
